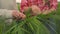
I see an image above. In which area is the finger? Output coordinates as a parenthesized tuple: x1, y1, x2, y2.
(19, 13, 26, 20)
(12, 11, 20, 19)
(42, 10, 52, 14)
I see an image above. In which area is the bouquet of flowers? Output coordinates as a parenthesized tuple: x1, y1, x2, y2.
(1, 0, 60, 34)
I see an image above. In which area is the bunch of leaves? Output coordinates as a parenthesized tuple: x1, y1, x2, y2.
(4, 7, 50, 34)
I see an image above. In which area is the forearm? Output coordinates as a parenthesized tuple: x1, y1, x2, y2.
(0, 9, 13, 19)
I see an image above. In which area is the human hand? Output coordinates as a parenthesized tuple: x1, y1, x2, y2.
(31, 5, 41, 16)
(42, 8, 55, 14)
(12, 10, 26, 20)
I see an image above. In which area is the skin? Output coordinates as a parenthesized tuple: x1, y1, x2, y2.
(23, 5, 55, 15)
(12, 10, 26, 20)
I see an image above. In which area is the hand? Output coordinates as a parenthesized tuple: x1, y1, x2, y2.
(24, 7, 29, 11)
(12, 10, 26, 20)
(42, 10, 51, 14)
(42, 8, 55, 14)
(50, 8, 56, 11)
(31, 5, 41, 16)
(23, 5, 41, 16)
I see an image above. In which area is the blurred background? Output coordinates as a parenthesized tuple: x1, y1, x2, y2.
(16, 0, 60, 3)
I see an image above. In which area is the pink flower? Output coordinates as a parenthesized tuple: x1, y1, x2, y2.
(49, 0, 58, 10)
(20, 0, 44, 12)
(20, 0, 28, 13)
(20, 0, 58, 12)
